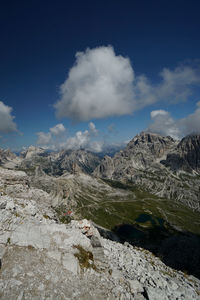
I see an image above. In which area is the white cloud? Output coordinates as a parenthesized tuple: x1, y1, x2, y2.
(35, 121, 127, 153)
(64, 130, 90, 150)
(36, 132, 52, 145)
(0, 101, 17, 133)
(148, 110, 181, 139)
(36, 123, 66, 146)
(148, 101, 200, 139)
(157, 66, 200, 103)
(50, 123, 66, 136)
(150, 110, 168, 118)
(54, 46, 200, 121)
(178, 101, 200, 135)
(55, 46, 134, 121)
(36, 122, 103, 152)
(88, 122, 98, 135)
(63, 122, 102, 152)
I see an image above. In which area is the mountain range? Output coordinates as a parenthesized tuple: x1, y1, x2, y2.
(1, 131, 200, 211)
(1, 131, 200, 298)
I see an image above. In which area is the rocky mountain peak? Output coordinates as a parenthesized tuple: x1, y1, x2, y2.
(58, 149, 101, 175)
(120, 131, 176, 167)
(128, 131, 175, 148)
(178, 134, 200, 152)
(0, 148, 16, 162)
(0, 148, 20, 169)
(94, 131, 177, 179)
(162, 134, 200, 173)
(21, 146, 45, 159)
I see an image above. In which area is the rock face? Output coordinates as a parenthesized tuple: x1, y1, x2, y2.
(0, 149, 21, 169)
(21, 146, 45, 159)
(161, 134, 200, 173)
(94, 132, 200, 211)
(0, 167, 200, 299)
(56, 149, 101, 175)
(94, 132, 176, 179)
(19, 149, 101, 176)
(1, 131, 200, 211)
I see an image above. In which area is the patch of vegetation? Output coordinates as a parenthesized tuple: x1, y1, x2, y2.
(161, 270, 175, 277)
(14, 212, 20, 218)
(15, 166, 36, 175)
(27, 245, 35, 250)
(43, 214, 50, 219)
(7, 237, 11, 244)
(73, 179, 200, 235)
(54, 205, 73, 224)
(102, 178, 158, 200)
(73, 245, 96, 270)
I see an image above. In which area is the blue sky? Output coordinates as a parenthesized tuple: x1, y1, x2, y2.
(0, 0, 200, 151)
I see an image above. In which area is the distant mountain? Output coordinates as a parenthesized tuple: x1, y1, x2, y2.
(54, 149, 101, 175)
(161, 134, 200, 173)
(20, 146, 45, 159)
(0, 149, 16, 163)
(19, 148, 101, 176)
(94, 132, 177, 179)
(1, 132, 200, 211)
(0, 148, 21, 168)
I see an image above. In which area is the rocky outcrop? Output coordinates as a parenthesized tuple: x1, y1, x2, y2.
(1, 131, 200, 212)
(94, 132, 200, 211)
(94, 132, 176, 179)
(0, 149, 21, 169)
(57, 149, 101, 175)
(0, 167, 200, 299)
(19, 149, 101, 176)
(161, 134, 200, 173)
(20, 146, 45, 159)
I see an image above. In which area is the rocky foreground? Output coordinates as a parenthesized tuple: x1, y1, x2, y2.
(0, 168, 200, 299)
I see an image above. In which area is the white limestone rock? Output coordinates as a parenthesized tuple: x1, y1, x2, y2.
(62, 252, 80, 275)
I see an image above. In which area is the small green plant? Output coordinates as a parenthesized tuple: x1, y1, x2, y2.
(108, 269, 112, 275)
(14, 212, 20, 217)
(7, 237, 11, 244)
(161, 270, 175, 277)
(43, 214, 50, 219)
(27, 245, 35, 250)
(73, 245, 96, 270)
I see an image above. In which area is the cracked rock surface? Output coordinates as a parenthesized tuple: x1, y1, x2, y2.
(0, 167, 200, 299)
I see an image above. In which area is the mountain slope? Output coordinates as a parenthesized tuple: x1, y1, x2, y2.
(94, 132, 200, 211)
(94, 132, 177, 179)
(19, 149, 101, 176)
(0, 148, 21, 168)
(161, 134, 200, 173)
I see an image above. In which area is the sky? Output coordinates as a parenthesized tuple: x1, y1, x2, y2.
(0, 0, 200, 152)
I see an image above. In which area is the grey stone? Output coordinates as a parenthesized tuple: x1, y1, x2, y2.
(127, 279, 144, 294)
(62, 253, 80, 275)
(0, 202, 6, 209)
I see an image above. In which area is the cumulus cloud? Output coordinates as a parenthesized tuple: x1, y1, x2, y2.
(88, 122, 98, 135)
(36, 122, 104, 152)
(54, 46, 200, 121)
(63, 122, 103, 152)
(157, 66, 200, 103)
(148, 101, 200, 139)
(36, 132, 52, 145)
(148, 110, 181, 139)
(0, 101, 17, 133)
(55, 46, 134, 121)
(50, 123, 66, 136)
(179, 101, 200, 135)
(36, 123, 66, 146)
